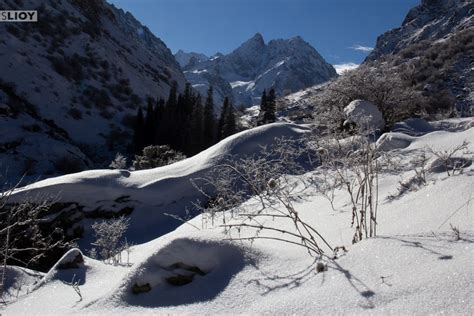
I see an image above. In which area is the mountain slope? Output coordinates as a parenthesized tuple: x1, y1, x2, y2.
(366, 0, 474, 61)
(178, 33, 337, 108)
(0, 0, 186, 183)
(174, 50, 209, 68)
(278, 0, 473, 122)
(366, 0, 474, 115)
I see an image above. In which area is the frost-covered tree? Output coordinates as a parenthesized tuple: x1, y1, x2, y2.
(132, 145, 186, 170)
(203, 86, 216, 147)
(91, 216, 130, 265)
(109, 153, 127, 169)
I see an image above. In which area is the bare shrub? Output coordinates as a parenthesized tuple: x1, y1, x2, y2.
(310, 171, 340, 212)
(387, 150, 430, 201)
(192, 138, 333, 258)
(449, 224, 461, 241)
(428, 140, 472, 176)
(0, 181, 70, 300)
(313, 126, 380, 243)
(91, 216, 130, 265)
(317, 64, 421, 128)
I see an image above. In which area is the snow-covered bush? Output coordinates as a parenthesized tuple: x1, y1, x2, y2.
(109, 152, 127, 169)
(317, 64, 422, 128)
(91, 216, 130, 265)
(132, 145, 186, 170)
(428, 140, 472, 176)
(313, 126, 381, 243)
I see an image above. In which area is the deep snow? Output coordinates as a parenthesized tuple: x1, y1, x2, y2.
(2, 119, 474, 314)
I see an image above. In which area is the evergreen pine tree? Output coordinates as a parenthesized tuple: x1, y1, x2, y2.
(178, 83, 195, 154)
(203, 86, 216, 147)
(133, 106, 145, 154)
(222, 101, 237, 138)
(217, 97, 230, 141)
(190, 94, 204, 154)
(154, 98, 165, 145)
(182, 82, 194, 120)
(257, 89, 267, 126)
(263, 88, 277, 124)
(166, 81, 178, 109)
(163, 82, 178, 148)
(144, 98, 155, 146)
(258, 88, 276, 125)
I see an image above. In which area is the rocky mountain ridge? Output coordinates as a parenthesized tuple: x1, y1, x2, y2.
(367, 0, 474, 61)
(176, 33, 337, 108)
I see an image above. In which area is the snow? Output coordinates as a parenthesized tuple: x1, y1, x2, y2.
(180, 34, 337, 107)
(230, 80, 252, 89)
(333, 62, 359, 74)
(3, 119, 474, 314)
(8, 123, 311, 246)
(344, 99, 386, 131)
(187, 69, 208, 74)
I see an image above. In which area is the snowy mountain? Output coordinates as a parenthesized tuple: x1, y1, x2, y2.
(366, 0, 474, 61)
(174, 50, 209, 69)
(4, 118, 474, 314)
(177, 33, 337, 108)
(366, 0, 474, 115)
(277, 0, 474, 120)
(0, 0, 186, 183)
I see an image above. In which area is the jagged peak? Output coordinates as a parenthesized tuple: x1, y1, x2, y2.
(250, 32, 265, 43)
(241, 33, 265, 48)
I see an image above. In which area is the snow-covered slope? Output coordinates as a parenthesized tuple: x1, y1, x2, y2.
(4, 119, 473, 314)
(9, 123, 311, 246)
(178, 33, 337, 108)
(0, 0, 186, 183)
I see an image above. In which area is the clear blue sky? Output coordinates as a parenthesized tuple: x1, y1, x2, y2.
(107, 0, 420, 65)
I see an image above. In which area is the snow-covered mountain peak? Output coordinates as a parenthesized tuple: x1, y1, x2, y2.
(234, 32, 266, 53)
(179, 33, 337, 108)
(175, 50, 209, 69)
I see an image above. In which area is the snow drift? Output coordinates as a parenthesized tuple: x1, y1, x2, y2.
(9, 123, 311, 245)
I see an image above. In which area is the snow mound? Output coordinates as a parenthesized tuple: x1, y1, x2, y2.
(376, 132, 416, 151)
(391, 118, 435, 136)
(9, 123, 310, 245)
(392, 118, 474, 136)
(344, 99, 385, 131)
(3, 119, 474, 314)
(1, 266, 44, 302)
(113, 238, 255, 307)
(35, 249, 86, 290)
